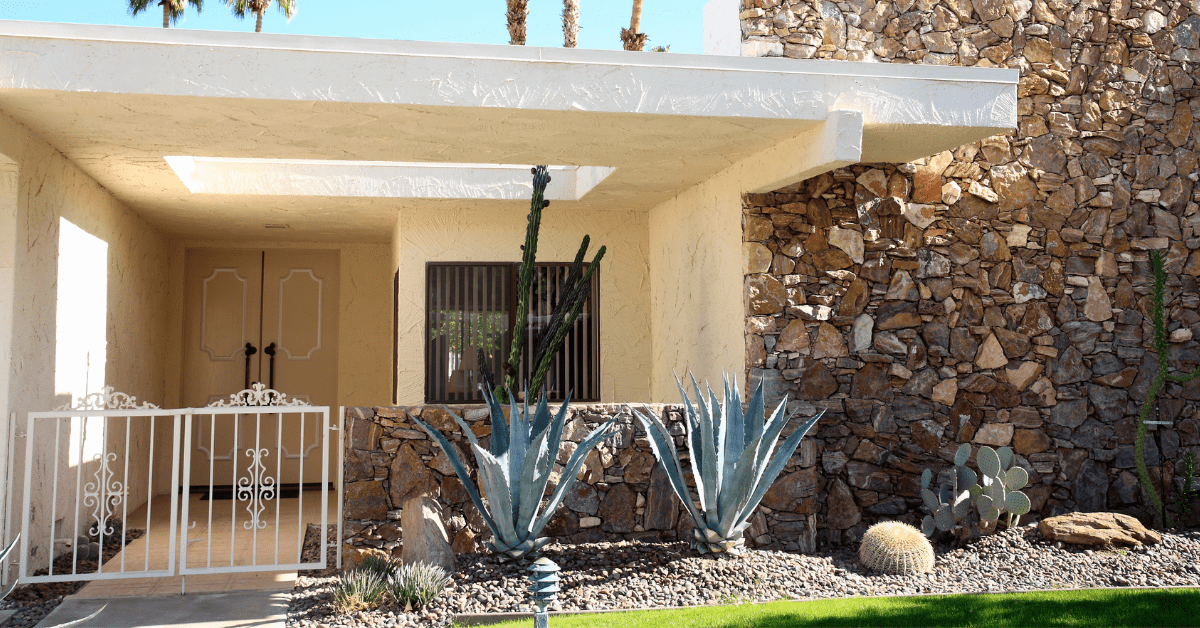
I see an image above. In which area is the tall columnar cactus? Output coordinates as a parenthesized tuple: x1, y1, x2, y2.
(498, 166, 606, 401)
(630, 375, 825, 556)
(1137, 250, 1200, 527)
(973, 445, 1031, 531)
(413, 386, 615, 561)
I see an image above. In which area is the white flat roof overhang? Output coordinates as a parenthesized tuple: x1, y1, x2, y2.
(0, 21, 1017, 240)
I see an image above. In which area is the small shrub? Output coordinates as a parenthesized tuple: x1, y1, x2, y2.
(387, 561, 452, 610)
(333, 567, 389, 612)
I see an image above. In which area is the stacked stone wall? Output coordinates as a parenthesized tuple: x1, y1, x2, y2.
(342, 404, 829, 557)
(741, 0, 1200, 543)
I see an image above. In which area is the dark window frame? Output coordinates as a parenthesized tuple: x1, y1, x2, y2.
(423, 261, 600, 404)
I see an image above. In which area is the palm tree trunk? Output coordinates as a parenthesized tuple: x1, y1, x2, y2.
(562, 0, 579, 48)
(162, 1, 170, 28)
(256, 9, 264, 32)
(621, 0, 647, 51)
(507, 0, 528, 45)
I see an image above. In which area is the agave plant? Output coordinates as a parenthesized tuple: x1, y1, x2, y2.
(629, 375, 825, 556)
(414, 386, 615, 562)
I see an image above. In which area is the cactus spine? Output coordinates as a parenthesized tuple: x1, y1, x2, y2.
(859, 521, 935, 575)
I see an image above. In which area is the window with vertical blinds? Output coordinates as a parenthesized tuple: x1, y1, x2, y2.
(425, 263, 600, 403)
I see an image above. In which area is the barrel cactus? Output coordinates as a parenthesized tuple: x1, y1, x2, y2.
(859, 521, 935, 575)
(630, 374, 824, 556)
(414, 386, 616, 561)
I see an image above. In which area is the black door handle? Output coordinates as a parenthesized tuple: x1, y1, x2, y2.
(244, 342, 257, 389)
(263, 343, 277, 392)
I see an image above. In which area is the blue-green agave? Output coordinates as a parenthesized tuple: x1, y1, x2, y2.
(629, 375, 825, 556)
(413, 386, 615, 561)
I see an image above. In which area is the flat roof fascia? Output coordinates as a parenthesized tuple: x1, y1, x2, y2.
(0, 20, 1017, 130)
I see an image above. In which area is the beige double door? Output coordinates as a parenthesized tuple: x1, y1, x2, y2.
(182, 249, 339, 486)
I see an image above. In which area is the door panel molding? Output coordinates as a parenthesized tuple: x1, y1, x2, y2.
(275, 268, 323, 361)
(199, 268, 249, 361)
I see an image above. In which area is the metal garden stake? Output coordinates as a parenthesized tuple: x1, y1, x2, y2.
(527, 557, 561, 628)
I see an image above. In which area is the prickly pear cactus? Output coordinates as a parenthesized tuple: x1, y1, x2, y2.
(920, 443, 976, 539)
(859, 521, 935, 575)
(974, 445, 1031, 531)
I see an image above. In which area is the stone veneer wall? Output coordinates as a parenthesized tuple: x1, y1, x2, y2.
(342, 404, 831, 556)
(740, 0, 1200, 543)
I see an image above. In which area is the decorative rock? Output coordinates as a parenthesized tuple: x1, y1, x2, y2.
(974, 333, 1009, 370)
(811, 322, 848, 358)
(599, 483, 637, 533)
(856, 168, 888, 197)
(1084, 277, 1112, 322)
(391, 444, 439, 506)
(1037, 512, 1162, 547)
(851, 314, 873, 353)
(401, 495, 455, 574)
(825, 480, 861, 530)
(932, 379, 958, 406)
(1006, 361, 1043, 391)
(744, 243, 773, 274)
(828, 227, 865, 265)
(903, 203, 939, 229)
(885, 270, 919, 301)
(776, 319, 811, 352)
(343, 481, 389, 521)
(746, 275, 787, 314)
(800, 361, 840, 399)
(973, 422, 1014, 447)
(643, 464, 679, 531)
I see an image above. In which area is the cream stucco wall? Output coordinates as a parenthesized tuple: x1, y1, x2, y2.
(161, 240, 392, 410)
(647, 168, 745, 403)
(0, 111, 171, 569)
(393, 205, 651, 405)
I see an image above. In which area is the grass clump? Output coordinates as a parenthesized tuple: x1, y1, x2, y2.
(332, 567, 389, 612)
(334, 556, 451, 612)
(388, 561, 453, 610)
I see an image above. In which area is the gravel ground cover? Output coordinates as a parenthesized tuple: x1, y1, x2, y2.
(287, 524, 1200, 628)
(0, 528, 145, 628)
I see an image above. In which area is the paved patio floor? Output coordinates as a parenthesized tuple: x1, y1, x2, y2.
(32, 590, 288, 628)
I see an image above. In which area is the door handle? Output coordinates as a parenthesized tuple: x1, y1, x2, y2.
(243, 342, 258, 389)
(263, 343, 277, 392)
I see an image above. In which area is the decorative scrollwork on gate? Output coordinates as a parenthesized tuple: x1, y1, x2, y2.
(237, 448, 276, 530)
(208, 382, 308, 407)
(82, 452, 125, 537)
(55, 386, 159, 411)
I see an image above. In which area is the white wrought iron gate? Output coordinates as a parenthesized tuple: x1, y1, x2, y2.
(180, 385, 330, 575)
(15, 385, 333, 586)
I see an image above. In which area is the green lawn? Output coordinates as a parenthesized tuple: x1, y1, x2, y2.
(476, 588, 1200, 628)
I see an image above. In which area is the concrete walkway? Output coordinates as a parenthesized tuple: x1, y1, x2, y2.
(32, 590, 289, 628)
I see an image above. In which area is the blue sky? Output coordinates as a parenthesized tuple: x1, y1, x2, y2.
(0, 1, 708, 53)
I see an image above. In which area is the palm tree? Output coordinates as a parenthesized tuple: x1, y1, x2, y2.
(562, 0, 579, 48)
(620, 0, 646, 50)
(507, 0, 528, 45)
(226, 0, 296, 33)
(128, 0, 203, 28)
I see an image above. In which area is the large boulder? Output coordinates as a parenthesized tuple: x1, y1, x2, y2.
(1037, 512, 1161, 547)
(401, 495, 456, 573)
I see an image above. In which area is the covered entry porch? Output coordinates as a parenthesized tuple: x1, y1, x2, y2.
(0, 19, 1016, 588)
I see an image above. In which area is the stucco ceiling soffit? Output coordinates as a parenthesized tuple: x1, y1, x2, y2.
(742, 109, 863, 195)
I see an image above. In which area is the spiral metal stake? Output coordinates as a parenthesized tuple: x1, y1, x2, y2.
(527, 557, 561, 628)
